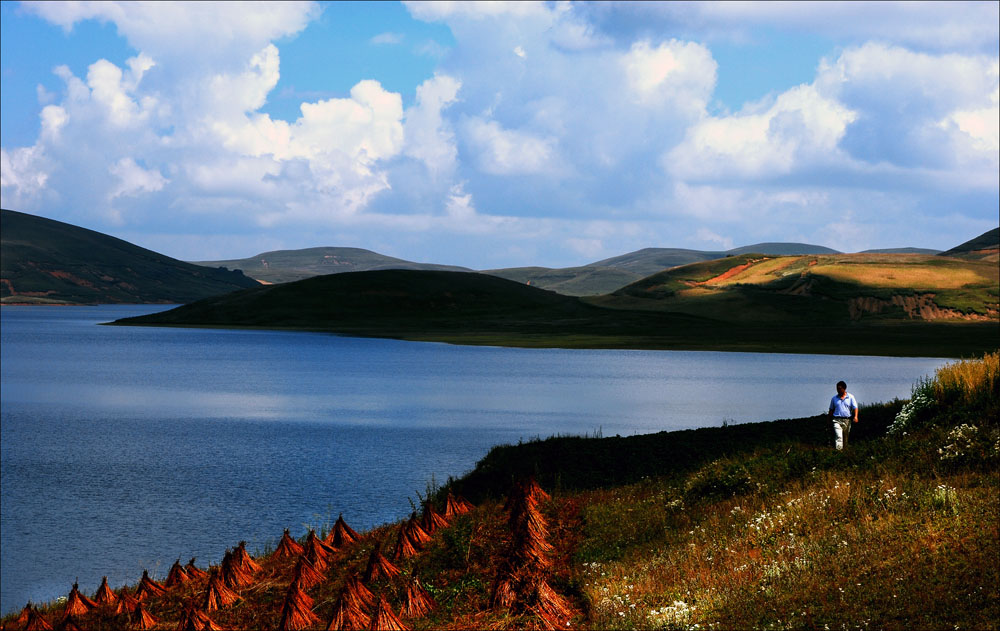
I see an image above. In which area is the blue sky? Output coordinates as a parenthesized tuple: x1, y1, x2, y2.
(1, 1, 997, 269)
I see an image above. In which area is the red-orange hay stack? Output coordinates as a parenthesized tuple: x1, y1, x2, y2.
(343, 574, 376, 611)
(63, 582, 97, 617)
(234, 541, 263, 574)
(177, 606, 222, 631)
(184, 558, 209, 580)
(134, 570, 168, 601)
(363, 543, 401, 583)
(24, 606, 53, 631)
(275, 529, 306, 558)
(221, 549, 254, 589)
(203, 570, 240, 611)
(402, 577, 437, 619)
(131, 602, 159, 630)
(420, 502, 449, 534)
(304, 530, 336, 573)
(367, 595, 410, 631)
(490, 478, 573, 630)
(14, 603, 33, 627)
(325, 575, 375, 630)
(290, 555, 326, 590)
(166, 559, 192, 588)
(443, 491, 474, 519)
(114, 588, 140, 615)
(391, 525, 420, 561)
(94, 576, 118, 607)
(325, 514, 361, 549)
(278, 581, 320, 631)
(403, 513, 432, 546)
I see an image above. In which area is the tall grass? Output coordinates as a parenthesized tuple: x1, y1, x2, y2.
(932, 350, 999, 412)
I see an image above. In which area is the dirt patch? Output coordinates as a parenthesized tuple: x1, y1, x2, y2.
(848, 294, 997, 321)
(701, 258, 769, 286)
(46, 270, 95, 289)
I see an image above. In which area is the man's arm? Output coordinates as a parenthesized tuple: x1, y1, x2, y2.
(852, 396, 859, 423)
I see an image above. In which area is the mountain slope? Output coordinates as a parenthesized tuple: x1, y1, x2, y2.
(1, 209, 260, 305)
(486, 244, 840, 296)
(939, 227, 1000, 261)
(195, 247, 471, 284)
(592, 252, 999, 323)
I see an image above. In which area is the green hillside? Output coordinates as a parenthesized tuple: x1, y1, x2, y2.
(1, 209, 260, 305)
(940, 227, 1000, 261)
(594, 252, 1000, 324)
(486, 244, 841, 296)
(195, 247, 470, 284)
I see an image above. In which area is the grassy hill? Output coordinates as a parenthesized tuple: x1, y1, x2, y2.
(5, 353, 996, 630)
(195, 247, 471, 284)
(592, 252, 1000, 324)
(940, 227, 1000, 262)
(112, 266, 998, 358)
(1, 209, 260, 305)
(485, 244, 840, 296)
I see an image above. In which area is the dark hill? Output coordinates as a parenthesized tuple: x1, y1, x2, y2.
(112, 269, 617, 335)
(725, 242, 839, 256)
(940, 227, 1000, 261)
(1, 209, 260, 305)
(195, 247, 470, 284)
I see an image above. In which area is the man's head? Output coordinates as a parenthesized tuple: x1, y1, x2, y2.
(836, 381, 847, 394)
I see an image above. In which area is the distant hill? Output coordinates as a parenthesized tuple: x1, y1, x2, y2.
(112, 270, 607, 334)
(1, 209, 260, 305)
(195, 247, 471, 284)
(593, 252, 999, 324)
(486, 243, 840, 296)
(939, 227, 1000, 261)
(861, 247, 941, 254)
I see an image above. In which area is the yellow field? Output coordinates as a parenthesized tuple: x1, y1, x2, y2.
(810, 262, 986, 289)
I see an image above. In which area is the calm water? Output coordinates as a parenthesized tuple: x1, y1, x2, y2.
(0, 305, 950, 613)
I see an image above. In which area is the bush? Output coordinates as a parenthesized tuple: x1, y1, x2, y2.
(683, 458, 753, 502)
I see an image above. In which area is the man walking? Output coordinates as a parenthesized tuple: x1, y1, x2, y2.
(829, 381, 859, 450)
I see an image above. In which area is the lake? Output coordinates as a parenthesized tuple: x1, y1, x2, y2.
(0, 304, 950, 614)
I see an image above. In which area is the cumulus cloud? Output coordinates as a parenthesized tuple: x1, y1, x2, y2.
(403, 74, 462, 178)
(666, 84, 856, 180)
(462, 118, 559, 176)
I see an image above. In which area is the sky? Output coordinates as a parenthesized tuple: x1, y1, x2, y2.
(1, 1, 998, 269)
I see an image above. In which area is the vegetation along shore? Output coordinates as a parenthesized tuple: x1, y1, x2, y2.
(4, 352, 997, 630)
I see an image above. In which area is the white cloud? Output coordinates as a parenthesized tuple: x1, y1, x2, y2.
(22, 1, 318, 67)
(667, 84, 856, 180)
(695, 228, 733, 251)
(403, 74, 462, 178)
(622, 39, 716, 111)
(109, 157, 167, 200)
(462, 118, 559, 176)
(371, 32, 403, 45)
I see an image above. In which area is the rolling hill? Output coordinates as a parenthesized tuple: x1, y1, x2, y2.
(113, 264, 998, 357)
(939, 227, 1000, 261)
(195, 247, 471, 284)
(591, 252, 999, 325)
(484, 243, 839, 295)
(1, 209, 260, 305)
